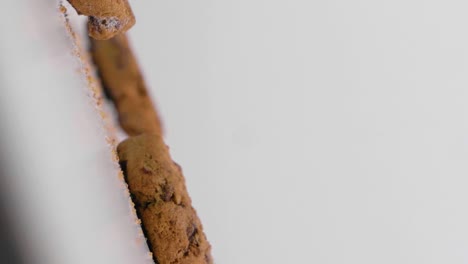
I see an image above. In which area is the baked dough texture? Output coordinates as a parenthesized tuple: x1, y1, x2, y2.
(118, 134, 213, 264)
(67, 0, 136, 39)
(89, 24, 213, 263)
(90, 34, 163, 136)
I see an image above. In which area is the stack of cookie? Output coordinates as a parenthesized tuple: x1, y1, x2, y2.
(66, 1, 213, 263)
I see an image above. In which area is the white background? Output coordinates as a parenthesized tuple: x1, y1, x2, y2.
(0, 1, 155, 263)
(129, 1, 468, 263)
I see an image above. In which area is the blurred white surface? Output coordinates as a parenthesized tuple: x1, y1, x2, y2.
(0, 1, 152, 264)
(129, 0, 468, 263)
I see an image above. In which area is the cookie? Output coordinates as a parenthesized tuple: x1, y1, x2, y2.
(118, 134, 213, 264)
(67, 0, 136, 39)
(90, 34, 163, 136)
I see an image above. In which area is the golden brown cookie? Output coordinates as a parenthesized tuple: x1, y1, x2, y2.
(118, 134, 213, 264)
(67, 0, 136, 39)
(90, 34, 163, 136)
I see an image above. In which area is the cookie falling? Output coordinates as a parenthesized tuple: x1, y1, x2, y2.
(67, 0, 136, 40)
(90, 32, 213, 264)
(90, 34, 163, 136)
(118, 134, 213, 264)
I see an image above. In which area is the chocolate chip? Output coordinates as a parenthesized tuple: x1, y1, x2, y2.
(161, 184, 174, 202)
(137, 80, 147, 96)
(142, 199, 156, 209)
(186, 222, 198, 243)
